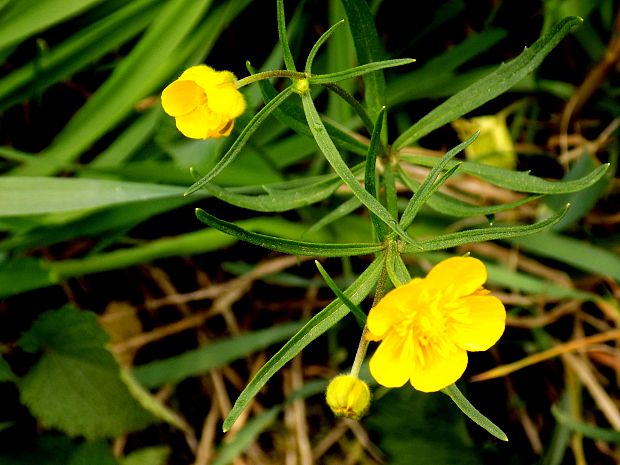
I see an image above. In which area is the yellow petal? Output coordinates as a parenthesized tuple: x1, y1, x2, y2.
(174, 107, 209, 139)
(367, 279, 422, 339)
(409, 346, 467, 392)
(451, 295, 506, 351)
(161, 80, 204, 117)
(425, 257, 487, 297)
(178, 65, 217, 89)
(368, 331, 412, 388)
(207, 85, 246, 117)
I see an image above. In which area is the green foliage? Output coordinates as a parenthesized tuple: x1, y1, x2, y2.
(509, 231, 620, 281)
(366, 387, 486, 465)
(0, 356, 16, 382)
(340, 0, 387, 119)
(0, 0, 616, 463)
(0, 177, 191, 216)
(120, 446, 171, 465)
(67, 442, 118, 465)
(442, 384, 507, 441)
(133, 322, 305, 388)
(18, 307, 154, 439)
(392, 16, 583, 149)
(223, 256, 384, 431)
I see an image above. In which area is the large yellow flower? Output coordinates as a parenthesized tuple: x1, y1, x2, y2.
(161, 65, 246, 140)
(367, 257, 506, 392)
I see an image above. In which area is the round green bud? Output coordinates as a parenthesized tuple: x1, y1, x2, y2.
(292, 78, 310, 95)
(325, 375, 371, 420)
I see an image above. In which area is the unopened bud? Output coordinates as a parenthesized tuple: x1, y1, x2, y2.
(293, 78, 310, 95)
(325, 375, 371, 420)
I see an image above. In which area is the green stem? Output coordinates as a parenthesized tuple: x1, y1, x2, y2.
(349, 259, 389, 377)
(235, 70, 306, 89)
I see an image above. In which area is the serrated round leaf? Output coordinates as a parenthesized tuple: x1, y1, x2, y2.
(18, 308, 154, 439)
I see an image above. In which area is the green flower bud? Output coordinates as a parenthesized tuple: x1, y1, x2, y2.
(325, 375, 371, 420)
(293, 78, 310, 95)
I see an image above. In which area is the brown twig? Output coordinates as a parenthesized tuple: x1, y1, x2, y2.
(560, 7, 620, 153)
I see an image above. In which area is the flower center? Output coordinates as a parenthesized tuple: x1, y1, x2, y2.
(393, 287, 470, 367)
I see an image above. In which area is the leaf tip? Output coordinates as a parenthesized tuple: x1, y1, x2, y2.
(184, 185, 198, 197)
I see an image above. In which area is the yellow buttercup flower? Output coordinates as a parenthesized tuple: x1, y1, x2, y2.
(325, 375, 371, 420)
(367, 257, 506, 392)
(161, 65, 246, 140)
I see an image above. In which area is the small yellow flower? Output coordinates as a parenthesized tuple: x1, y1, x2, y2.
(161, 65, 246, 140)
(452, 115, 516, 169)
(367, 257, 506, 392)
(325, 375, 371, 420)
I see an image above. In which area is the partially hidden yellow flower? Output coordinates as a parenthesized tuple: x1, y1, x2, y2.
(325, 375, 371, 420)
(367, 257, 506, 393)
(161, 65, 246, 140)
(452, 115, 516, 169)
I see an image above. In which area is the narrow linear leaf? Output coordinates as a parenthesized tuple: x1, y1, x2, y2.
(185, 86, 294, 195)
(485, 262, 596, 301)
(394, 254, 412, 284)
(400, 133, 478, 229)
(201, 173, 343, 212)
(0, 177, 190, 217)
(551, 405, 620, 444)
(401, 154, 609, 194)
(0, 0, 104, 50)
(398, 170, 541, 217)
(133, 322, 303, 388)
(315, 260, 366, 326)
(195, 208, 383, 257)
(300, 92, 419, 247)
(223, 256, 384, 431)
(276, 0, 296, 71)
(340, 0, 386, 119)
(309, 58, 415, 84)
(214, 408, 280, 465)
(393, 16, 583, 149)
(0, 0, 159, 109)
(43, 216, 339, 282)
(401, 204, 569, 253)
(305, 20, 345, 73)
(442, 384, 508, 441)
(214, 382, 326, 465)
(120, 368, 190, 432)
(545, 152, 615, 232)
(383, 161, 399, 219)
(12, 0, 213, 176)
(365, 107, 386, 239)
(385, 239, 403, 287)
(508, 231, 620, 281)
